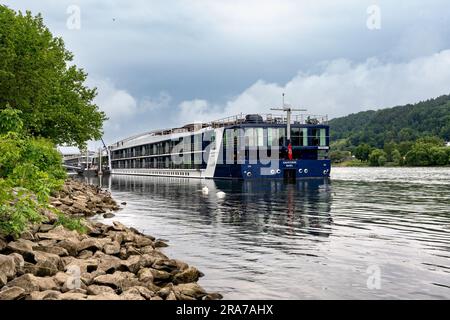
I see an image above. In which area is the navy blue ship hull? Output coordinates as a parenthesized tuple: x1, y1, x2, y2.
(214, 159, 331, 179)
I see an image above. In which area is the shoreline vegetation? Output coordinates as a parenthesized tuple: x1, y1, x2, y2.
(0, 179, 222, 301)
(329, 95, 450, 167)
(1, 7, 220, 301)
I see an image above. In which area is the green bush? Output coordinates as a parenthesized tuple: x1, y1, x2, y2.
(354, 143, 372, 162)
(391, 149, 402, 166)
(56, 212, 87, 234)
(404, 139, 449, 166)
(0, 181, 45, 237)
(368, 149, 387, 166)
(0, 108, 66, 236)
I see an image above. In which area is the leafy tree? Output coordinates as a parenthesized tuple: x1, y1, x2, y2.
(354, 143, 372, 161)
(378, 155, 387, 166)
(397, 141, 414, 156)
(429, 147, 449, 166)
(368, 149, 387, 166)
(416, 136, 444, 146)
(391, 149, 402, 166)
(330, 150, 350, 163)
(0, 5, 107, 148)
(405, 143, 432, 166)
(383, 141, 397, 162)
(0, 106, 23, 134)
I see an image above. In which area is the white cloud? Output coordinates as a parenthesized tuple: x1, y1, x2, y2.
(176, 50, 450, 123)
(139, 92, 172, 112)
(91, 78, 138, 123)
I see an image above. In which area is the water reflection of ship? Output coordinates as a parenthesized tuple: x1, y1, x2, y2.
(214, 178, 333, 238)
(83, 175, 333, 239)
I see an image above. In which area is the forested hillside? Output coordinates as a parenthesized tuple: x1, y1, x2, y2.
(329, 95, 450, 166)
(330, 95, 450, 147)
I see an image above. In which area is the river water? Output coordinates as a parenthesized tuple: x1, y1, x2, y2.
(83, 167, 450, 299)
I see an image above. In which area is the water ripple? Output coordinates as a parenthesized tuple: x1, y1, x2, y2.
(84, 167, 450, 299)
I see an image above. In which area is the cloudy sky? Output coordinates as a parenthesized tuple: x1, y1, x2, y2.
(4, 0, 450, 148)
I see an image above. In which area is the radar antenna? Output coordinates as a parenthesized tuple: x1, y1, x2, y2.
(270, 93, 307, 142)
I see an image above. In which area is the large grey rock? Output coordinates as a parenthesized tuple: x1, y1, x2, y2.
(97, 255, 126, 274)
(93, 271, 140, 290)
(166, 290, 177, 300)
(139, 254, 157, 268)
(0, 254, 16, 286)
(86, 292, 121, 300)
(124, 255, 141, 274)
(173, 267, 202, 284)
(77, 238, 103, 252)
(34, 245, 69, 257)
(149, 268, 172, 281)
(154, 239, 168, 248)
(8, 253, 24, 276)
(202, 293, 224, 300)
(137, 268, 154, 283)
(106, 231, 124, 245)
(53, 272, 70, 287)
(6, 239, 35, 260)
(60, 292, 87, 300)
(6, 274, 39, 293)
(32, 251, 62, 276)
(63, 257, 98, 274)
(131, 286, 154, 299)
(0, 286, 26, 300)
(103, 241, 120, 255)
(36, 277, 59, 291)
(27, 290, 61, 300)
(111, 221, 127, 232)
(152, 258, 178, 272)
(36, 226, 79, 241)
(134, 235, 154, 248)
(56, 238, 80, 256)
(77, 250, 93, 259)
(87, 284, 116, 295)
(80, 270, 106, 286)
(120, 288, 145, 300)
(173, 283, 207, 299)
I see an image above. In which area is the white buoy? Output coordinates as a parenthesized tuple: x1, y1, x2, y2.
(201, 186, 209, 195)
(216, 191, 226, 198)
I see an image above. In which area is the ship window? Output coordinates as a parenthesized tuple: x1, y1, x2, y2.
(165, 142, 170, 153)
(256, 128, 264, 147)
(320, 128, 327, 146)
(302, 128, 308, 146)
(267, 128, 277, 147)
(245, 128, 256, 147)
(311, 129, 320, 146)
(278, 128, 286, 146)
(291, 127, 300, 146)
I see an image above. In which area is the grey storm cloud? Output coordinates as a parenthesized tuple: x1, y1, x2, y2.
(3, 0, 450, 149)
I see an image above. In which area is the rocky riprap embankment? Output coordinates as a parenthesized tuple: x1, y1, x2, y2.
(49, 179, 120, 218)
(0, 180, 222, 301)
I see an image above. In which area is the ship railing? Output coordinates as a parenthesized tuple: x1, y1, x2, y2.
(209, 113, 328, 128)
(109, 113, 328, 150)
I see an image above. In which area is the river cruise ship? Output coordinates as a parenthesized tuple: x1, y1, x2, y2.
(108, 112, 330, 180)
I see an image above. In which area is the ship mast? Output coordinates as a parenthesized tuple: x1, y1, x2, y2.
(270, 93, 306, 143)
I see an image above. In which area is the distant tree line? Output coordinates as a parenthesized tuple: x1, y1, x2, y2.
(329, 95, 450, 166)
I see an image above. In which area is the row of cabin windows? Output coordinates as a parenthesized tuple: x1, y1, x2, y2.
(222, 127, 328, 148)
(112, 127, 328, 161)
(112, 154, 204, 170)
(112, 148, 329, 168)
(111, 134, 205, 160)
